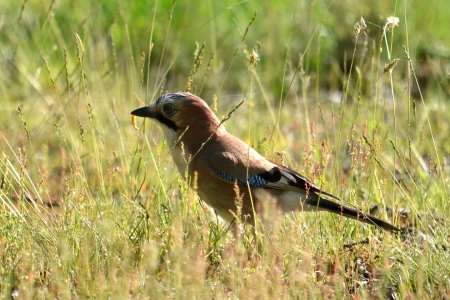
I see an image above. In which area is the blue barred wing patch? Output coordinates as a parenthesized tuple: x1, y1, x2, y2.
(213, 170, 268, 187)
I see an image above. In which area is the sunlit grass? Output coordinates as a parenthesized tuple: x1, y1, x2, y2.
(1, 0, 449, 298)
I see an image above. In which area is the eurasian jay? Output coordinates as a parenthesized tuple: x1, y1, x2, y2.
(132, 92, 400, 232)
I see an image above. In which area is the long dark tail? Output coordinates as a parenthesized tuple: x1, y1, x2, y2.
(305, 197, 400, 232)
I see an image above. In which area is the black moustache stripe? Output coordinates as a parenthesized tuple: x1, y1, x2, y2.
(155, 113, 178, 131)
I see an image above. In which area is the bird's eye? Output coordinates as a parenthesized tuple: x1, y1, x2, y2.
(163, 104, 175, 115)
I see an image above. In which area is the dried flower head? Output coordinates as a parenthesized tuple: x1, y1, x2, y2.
(384, 58, 400, 74)
(354, 17, 367, 38)
(185, 76, 192, 93)
(249, 49, 260, 66)
(212, 94, 218, 113)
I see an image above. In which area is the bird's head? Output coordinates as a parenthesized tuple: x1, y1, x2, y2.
(131, 92, 224, 145)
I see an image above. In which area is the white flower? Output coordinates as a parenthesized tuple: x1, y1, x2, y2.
(387, 16, 400, 28)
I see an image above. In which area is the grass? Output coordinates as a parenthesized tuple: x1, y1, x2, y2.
(1, 0, 450, 298)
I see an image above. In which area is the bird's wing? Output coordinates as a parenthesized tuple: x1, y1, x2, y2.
(270, 161, 342, 201)
(200, 134, 330, 196)
(198, 134, 400, 232)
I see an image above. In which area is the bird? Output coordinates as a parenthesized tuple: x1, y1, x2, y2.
(131, 92, 400, 232)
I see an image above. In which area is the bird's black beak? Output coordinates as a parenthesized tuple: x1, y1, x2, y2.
(131, 106, 154, 118)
